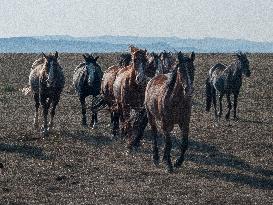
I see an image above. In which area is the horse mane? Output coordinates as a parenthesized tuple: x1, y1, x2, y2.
(166, 67, 178, 98)
(31, 57, 45, 69)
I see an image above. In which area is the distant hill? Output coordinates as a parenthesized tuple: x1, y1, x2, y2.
(0, 35, 272, 53)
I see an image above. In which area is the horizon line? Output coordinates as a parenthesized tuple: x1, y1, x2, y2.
(0, 34, 272, 44)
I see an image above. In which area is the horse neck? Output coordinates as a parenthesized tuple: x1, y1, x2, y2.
(230, 60, 243, 79)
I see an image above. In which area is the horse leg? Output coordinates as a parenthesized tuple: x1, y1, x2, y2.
(218, 92, 224, 118)
(91, 112, 98, 129)
(49, 95, 60, 131)
(212, 88, 218, 125)
(233, 92, 239, 120)
(131, 109, 148, 149)
(33, 93, 40, 129)
(148, 112, 159, 166)
(91, 96, 98, 129)
(121, 105, 130, 138)
(162, 131, 173, 173)
(174, 123, 189, 169)
(40, 96, 50, 137)
(80, 96, 87, 127)
(225, 93, 232, 121)
(112, 111, 120, 136)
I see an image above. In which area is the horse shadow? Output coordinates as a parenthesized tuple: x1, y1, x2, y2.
(142, 130, 273, 190)
(60, 129, 113, 147)
(0, 143, 51, 160)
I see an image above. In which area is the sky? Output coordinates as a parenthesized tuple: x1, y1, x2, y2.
(0, 0, 272, 42)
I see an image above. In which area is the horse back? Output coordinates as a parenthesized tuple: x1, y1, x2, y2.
(101, 65, 121, 103)
(29, 64, 44, 93)
(145, 72, 191, 124)
(113, 66, 144, 108)
(209, 63, 226, 78)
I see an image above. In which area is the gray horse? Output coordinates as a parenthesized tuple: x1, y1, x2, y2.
(73, 53, 103, 128)
(205, 52, 251, 123)
(29, 51, 65, 136)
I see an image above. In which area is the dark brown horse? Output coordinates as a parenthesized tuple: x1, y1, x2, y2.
(145, 51, 195, 173)
(29, 51, 65, 137)
(205, 52, 251, 124)
(157, 51, 177, 74)
(113, 46, 158, 149)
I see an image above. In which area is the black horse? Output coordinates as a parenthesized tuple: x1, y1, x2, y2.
(205, 52, 251, 123)
(73, 54, 103, 128)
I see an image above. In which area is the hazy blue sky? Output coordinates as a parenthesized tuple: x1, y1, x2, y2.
(0, 0, 272, 42)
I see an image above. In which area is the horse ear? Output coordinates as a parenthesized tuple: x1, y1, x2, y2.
(82, 54, 87, 61)
(191, 51, 195, 61)
(42, 52, 48, 60)
(55, 51, 58, 59)
(129, 45, 139, 54)
(177, 51, 184, 62)
(94, 56, 99, 62)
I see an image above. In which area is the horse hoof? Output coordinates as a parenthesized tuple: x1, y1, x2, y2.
(40, 128, 49, 138)
(153, 157, 160, 166)
(82, 123, 88, 127)
(174, 159, 183, 169)
(91, 123, 97, 130)
(166, 166, 174, 173)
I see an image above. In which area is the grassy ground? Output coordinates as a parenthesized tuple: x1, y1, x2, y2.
(0, 53, 273, 204)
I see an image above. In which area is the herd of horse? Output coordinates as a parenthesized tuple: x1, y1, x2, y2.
(25, 46, 251, 173)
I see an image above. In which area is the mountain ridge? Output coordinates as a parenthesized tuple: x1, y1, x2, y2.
(0, 35, 272, 53)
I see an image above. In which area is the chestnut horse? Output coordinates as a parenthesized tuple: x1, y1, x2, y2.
(113, 46, 158, 149)
(145, 51, 195, 173)
(100, 53, 132, 135)
(29, 52, 65, 137)
(73, 54, 103, 128)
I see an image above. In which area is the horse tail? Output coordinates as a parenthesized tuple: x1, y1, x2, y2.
(205, 77, 213, 112)
(166, 68, 177, 98)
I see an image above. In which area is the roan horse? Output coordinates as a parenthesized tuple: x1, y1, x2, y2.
(113, 46, 158, 149)
(145, 51, 195, 173)
(29, 51, 65, 137)
(205, 52, 251, 123)
(73, 53, 103, 128)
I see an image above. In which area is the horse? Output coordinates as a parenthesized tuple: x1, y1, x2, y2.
(205, 52, 251, 123)
(99, 53, 132, 135)
(113, 46, 158, 150)
(29, 51, 65, 137)
(157, 51, 177, 74)
(118, 53, 131, 67)
(145, 51, 196, 173)
(73, 53, 103, 128)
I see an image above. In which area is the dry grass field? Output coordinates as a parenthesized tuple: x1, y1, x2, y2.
(0, 53, 273, 204)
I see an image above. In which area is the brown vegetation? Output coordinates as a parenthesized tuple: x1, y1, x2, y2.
(0, 53, 273, 204)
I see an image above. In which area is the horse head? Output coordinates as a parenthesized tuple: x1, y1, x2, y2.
(131, 48, 149, 85)
(118, 53, 132, 67)
(42, 51, 60, 87)
(177, 51, 196, 96)
(83, 53, 99, 86)
(236, 52, 251, 77)
(180, 51, 196, 83)
(159, 51, 176, 73)
(146, 52, 160, 77)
